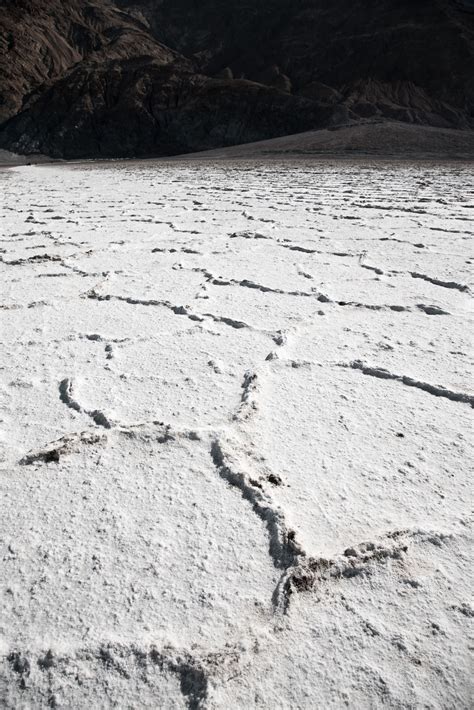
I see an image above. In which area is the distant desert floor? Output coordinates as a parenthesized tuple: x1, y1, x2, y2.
(0, 159, 472, 708)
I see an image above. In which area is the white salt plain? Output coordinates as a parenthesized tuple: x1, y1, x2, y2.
(0, 159, 472, 708)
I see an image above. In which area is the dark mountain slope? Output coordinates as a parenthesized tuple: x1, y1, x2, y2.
(119, 0, 474, 124)
(0, 0, 473, 159)
(0, 58, 336, 159)
(0, 0, 179, 125)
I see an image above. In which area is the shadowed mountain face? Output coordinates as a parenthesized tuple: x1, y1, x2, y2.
(0, 0, 473, 158)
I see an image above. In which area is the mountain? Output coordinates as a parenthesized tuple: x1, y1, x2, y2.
(0, 0, 473, 159)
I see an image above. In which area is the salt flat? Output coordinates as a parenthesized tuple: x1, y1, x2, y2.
(0, 159, 472, 708)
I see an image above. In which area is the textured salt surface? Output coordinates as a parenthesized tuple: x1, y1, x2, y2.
(0, 159, 472, 708)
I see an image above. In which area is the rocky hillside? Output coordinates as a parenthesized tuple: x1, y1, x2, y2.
(0, 0, 473, 159)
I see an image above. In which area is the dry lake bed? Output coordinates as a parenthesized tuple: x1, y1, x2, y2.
(0, 159, 472, 708)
